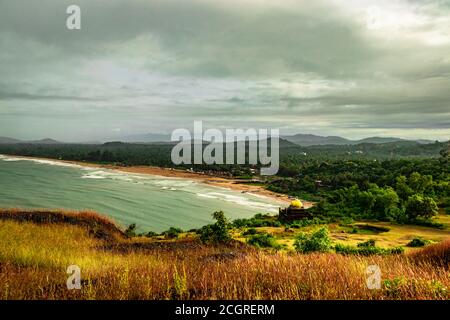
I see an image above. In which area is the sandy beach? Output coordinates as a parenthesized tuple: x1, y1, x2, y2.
(112, 166, 297, 205)
(0, 154, 316, 208)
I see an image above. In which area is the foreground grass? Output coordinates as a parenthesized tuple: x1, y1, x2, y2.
(0, 209, 449, 300)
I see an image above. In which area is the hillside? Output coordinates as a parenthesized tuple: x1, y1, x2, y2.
(0, 209, 449, 300)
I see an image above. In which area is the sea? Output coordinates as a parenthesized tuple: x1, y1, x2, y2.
(0, 155, 282, 232)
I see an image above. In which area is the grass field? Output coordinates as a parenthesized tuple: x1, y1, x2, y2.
(0, 209, 449, 300)
(236, 214, 450, 252)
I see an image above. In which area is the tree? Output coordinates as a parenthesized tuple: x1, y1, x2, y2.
(198, 211, 232, 244)
(409, 172, 433, 194)
(405, 194, 439, 220)
(440, 148, 449, 158)
(356, 191, 375, 215)
(395, 175, 413, 201)
(439, 143, 449, 164)
(370, 186, 400, 220)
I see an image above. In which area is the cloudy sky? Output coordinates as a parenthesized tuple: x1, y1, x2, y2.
(0, 0, 449, 142)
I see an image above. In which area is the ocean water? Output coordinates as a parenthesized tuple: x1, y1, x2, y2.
(0, 155, 282, 232)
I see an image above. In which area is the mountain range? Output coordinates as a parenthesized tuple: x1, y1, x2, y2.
(0, 134, 436, 146)
(0, 137, 61, 144)
(281, 134, 434, 146)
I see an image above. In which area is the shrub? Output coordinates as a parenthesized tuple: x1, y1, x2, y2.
(144, 231, 158, 238)
(357, 239, 376, 248)
(335, 243, 404, 256)
(199, 211, 232, 244)
(407, 237, 431, 247)
(232, 214, 281, 228)
(288, 217, 332, 229)
(340, 217, 354, 225)
(294, 227, 332, 253)
(247, 233, 281, 249)
(162, 227, 183, 239)
(243, 228, 258, 236)
(383, 277, 407, 298)
(388, 247, 405, 254)
(124, 223, 137, 237)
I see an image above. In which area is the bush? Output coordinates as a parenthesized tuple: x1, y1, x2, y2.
(243, 228, 258, 236)
(389, 247, 405, 254)
(125, 223, 137, 237)
(199, 211, 232, 244)
(162, 227, 183, 239)
(407, 237, 431, 247)
(288, 217, 332, 228)
(294, 227, 332, 253)
(247, 233, 281, 249)
(335, 242, 404, 255)
(357, 239, 376, 248)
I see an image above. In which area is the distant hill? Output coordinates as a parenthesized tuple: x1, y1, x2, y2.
(106, 133, 170, 143)
(27, 138, 62, 144)
(282, 134, 350, 146)
(0, 137, 61, 144)
(356, 137, 406, 144)
(0, 137, 22, 144)
(282, 134, 434, 146)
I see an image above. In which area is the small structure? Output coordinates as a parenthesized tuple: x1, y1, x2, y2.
(314, 180, 324, 188)
(279, 199, 312, 221)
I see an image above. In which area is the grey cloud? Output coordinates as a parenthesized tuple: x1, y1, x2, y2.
(0, 90, 101, 102)
(0, 0, 378, 79)
(0, 0, 449, 141)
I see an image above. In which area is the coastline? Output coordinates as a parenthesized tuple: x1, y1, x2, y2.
(0, 154, 314, 207)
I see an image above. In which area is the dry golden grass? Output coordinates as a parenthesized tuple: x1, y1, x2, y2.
(409, 239, 450, 269)
(0, 209, 449, 300)
(0, 208, 125, 241)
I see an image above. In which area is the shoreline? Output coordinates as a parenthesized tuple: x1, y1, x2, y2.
(0, 154, 315, 207)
